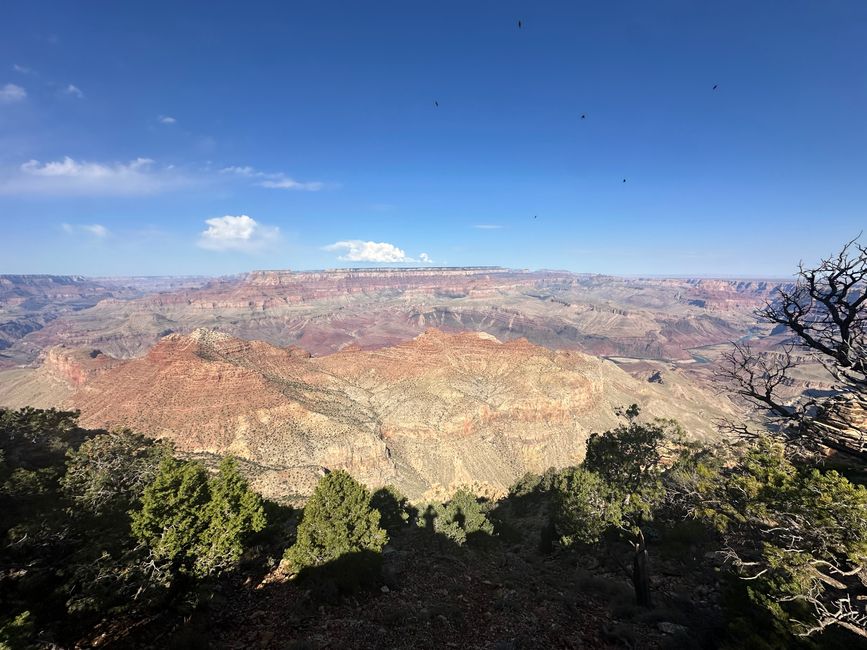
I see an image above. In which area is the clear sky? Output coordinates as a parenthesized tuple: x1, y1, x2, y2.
(1, 1, 865, 277)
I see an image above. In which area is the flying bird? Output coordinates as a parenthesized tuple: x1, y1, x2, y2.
(533, 215, 538, 219)
(712, 84, 718, 90)
(517, 20, 522, 29)
(581, 114, 586, 119)
(434, 100, 439, 107)
(622, 178, 627, 183)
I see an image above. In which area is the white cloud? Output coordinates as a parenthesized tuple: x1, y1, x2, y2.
(324, 240, 414, 263)
(64, 84, 84, 98)
(418, 253, 433, 263)
(159, 115, 177, 124)
(220, 165, 326, 191)
(61, 223, 110, 238)
(12, 64, 34, 74)
(0, 83, 26, 103)
(197, 215, 279, 252)
(473, 224, 502, 229)
(220, 166, 256, 177)
(259, 178, 325, 191)
(0, 156, 189, 196)
(82, 223, 108, 237)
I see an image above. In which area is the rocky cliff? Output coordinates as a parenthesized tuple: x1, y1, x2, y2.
(66, 328, 739, 501)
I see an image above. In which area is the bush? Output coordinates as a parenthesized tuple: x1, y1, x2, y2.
(371, 484, 414, 534)
(130, 456, 266, 578)
(285, 470, 387, 588)
(0, 611, 34, 650)
(432, 488, 494, 546)
(197, 457, 267, 575)
(691, 438, 867, 639)
(62, 430, 171, 515)
(554, 466, 620, 545)
(130, 458, 211, 573)
(508, 467, 559, 499)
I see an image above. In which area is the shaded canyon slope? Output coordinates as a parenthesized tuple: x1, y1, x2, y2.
(62, 328, 740, 501)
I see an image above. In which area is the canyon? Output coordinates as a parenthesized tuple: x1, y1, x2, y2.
(0, 268, 792, 366)
(57, 328, 739, 501)
(0, 268, 798, 500)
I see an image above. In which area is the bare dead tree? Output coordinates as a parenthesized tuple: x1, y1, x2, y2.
(716, 236, 867, 459)
(760, 237, 867, 389)
(716, 341, 801, 420)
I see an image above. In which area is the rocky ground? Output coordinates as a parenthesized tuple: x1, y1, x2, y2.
(97, 500, 724, 650)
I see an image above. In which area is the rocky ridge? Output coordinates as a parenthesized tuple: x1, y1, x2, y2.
(65, 328, 739, 501)
(0, 269, 795, 367)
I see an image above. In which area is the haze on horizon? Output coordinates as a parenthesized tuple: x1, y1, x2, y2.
(1, 1, 865, 278)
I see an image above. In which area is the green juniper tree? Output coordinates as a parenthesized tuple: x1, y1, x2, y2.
(131, 456, 265, 578)
(62, 429, 171, 515)
(130, 458, 212, 576)
(197, 457, 267, 575)
(556, 412, 683, 607)
(285, 470, 387, 580)
(431, 488, 494, 546)
(679, 438, 867, 639)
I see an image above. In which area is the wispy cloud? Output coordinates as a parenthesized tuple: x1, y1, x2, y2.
(0, 156, 190, 196)
(63, 84, 84, 99)
(197, 215, 280, 253)
(0, 83, 26, 104)
(62, 222, 110, 238)
(158, 115, 177, 124)
(473, 224, 503, 230)
(260, 178, 325, 190)
(324, 240, 424, 263)
(220, 165, 327, 191)
(12, 64, 34, 75)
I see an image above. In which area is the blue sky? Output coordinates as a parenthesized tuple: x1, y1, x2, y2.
(1, 1, 865, 277)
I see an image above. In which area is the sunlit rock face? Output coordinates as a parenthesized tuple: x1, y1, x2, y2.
(65, 328, 740, 501)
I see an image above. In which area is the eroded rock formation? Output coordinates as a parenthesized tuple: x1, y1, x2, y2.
(65, 328, 740, 501)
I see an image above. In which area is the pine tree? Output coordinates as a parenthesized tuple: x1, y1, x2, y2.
(130, 457, 211, 574)
(130, 456, 266, 578)
(285, 470, 387, 573)
(433, 488, 494, 546)
(196, 457, 266, 575)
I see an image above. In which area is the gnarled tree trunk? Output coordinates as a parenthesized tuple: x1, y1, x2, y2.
(632, 528, 652, 607)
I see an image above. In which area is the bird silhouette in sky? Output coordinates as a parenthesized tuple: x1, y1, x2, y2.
(517, 20, 522, 29)
(713, 84, 718, 90)
(581, 114, 586, 119)
(434, 100, 439, 107)
(622, 178, 627, 183)
(533, 215, 538, 219)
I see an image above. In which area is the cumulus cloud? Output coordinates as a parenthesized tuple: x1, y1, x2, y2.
(64, 84, 84, 98)
(197, 215, 280, 252)
(473, 224, 502, 229)
(0, 156, 189, 196)
(220, 165, 326, 191)
(158, 115, 177, 124)
(0, 83, 26, 103)
(61, 223, 110, 238)
(324, 240, 416, 263)
(418, 252, 433, 263)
